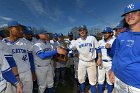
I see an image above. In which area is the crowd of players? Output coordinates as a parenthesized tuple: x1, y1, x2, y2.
(0, 1, 140, 93)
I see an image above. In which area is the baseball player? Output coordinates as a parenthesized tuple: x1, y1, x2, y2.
(32, 31, 66, 93)
(23, 26, 38, 92)
(109, 2, 140, 93)
(23, 26, 37, 44)
(0, 41, 23, 93)
(69, 25, 102, 93)
(98, 27, 115, 93)
(113, 19, 127, 38)
(66, 32, 75, 80)
(54, 33, 68, 87)
(2, 21, 34, 93)
(68, 35, 80, 92)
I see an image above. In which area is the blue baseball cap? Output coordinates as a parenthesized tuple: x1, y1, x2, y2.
(37, 30, 49, 35)
(58, 33, 63, 37)
(8, 21, 21, 27)
(68, 32, 73, 36)
(113, 19, 124, 30)
(78, 25, 87, 31)
(53, 33, 58, 38)
(102, 27, 113, 33)
(122, 2, 140, 16)
(24, 26, 33, 35)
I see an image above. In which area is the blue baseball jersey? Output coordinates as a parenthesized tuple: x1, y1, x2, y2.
(112, 29, 140, 88)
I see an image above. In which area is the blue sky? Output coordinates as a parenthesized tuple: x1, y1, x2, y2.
(0, 0, 138, 34)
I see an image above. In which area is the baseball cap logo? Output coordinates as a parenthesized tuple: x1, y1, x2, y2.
(127, 4, 134, 9)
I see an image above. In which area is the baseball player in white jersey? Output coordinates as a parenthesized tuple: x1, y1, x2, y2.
(23, 26, 38, 92)
(66, 32, 75, 80)
(32, 31, 66, 93)
(69, 25, 102, 93)
(0, 41, 23, 93)
(98, 27, 115, 93)
(3, 21, 34, 93)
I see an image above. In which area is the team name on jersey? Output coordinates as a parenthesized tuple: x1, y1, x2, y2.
(79, 43, 92, 48)
(12, 49, 27, 54)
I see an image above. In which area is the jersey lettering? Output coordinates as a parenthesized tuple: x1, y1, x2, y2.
(79, 43, 92, 48)
(22, 55, 28, 61)
(12, 49, 27, 54)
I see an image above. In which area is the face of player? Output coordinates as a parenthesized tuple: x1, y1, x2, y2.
(38, 34, 49, 41)
(58, 36, 64, 42)
(68, 35, 73, 40)
(53, 37, 58, 42)
(115, 28, 126, 37)
(24, 34, 33, 41)
(79, 29, 87, 38)
(10, 26, 23, 38)
(0, 36, 3, 40)
(103, 32, 111, 41)
(125, 11, 140, 27)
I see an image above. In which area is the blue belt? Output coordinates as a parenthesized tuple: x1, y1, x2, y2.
(102, 59, 112, 62)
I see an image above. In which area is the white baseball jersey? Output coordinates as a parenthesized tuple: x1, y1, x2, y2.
(0, 41, 12, 92)
(98, 37, 115, 85)
(98, 38, 115, 60)
(51, 41, 59, 49)
(66, 39, 76, 67)
(2, 38, 33, 73)
(32, 40, 54, 66)
(70, 36, 99, 61)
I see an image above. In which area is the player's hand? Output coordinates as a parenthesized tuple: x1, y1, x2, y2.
(105, 43, 111, 48)
(57, 47, 67, 55)
(97, 57, 102, 66)
(16, 82, 23, 93)
(109, 70, 115, 83)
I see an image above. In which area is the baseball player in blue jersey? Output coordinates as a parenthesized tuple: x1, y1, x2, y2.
(3, 21, 35, 93)
(109, 2, 140, 93)
(32, 31, 66, 93)
(69, 25, 102, 93)
(98, 27, 115, 93)
(0, 41, 23, 93)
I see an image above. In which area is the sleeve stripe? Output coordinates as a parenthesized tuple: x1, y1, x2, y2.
(36, 50, 43, 55)
(2, 67, 11, 73)
(4, 55, 13, 57)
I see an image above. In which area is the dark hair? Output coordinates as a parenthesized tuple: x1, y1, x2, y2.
(123, 19, 129, 28)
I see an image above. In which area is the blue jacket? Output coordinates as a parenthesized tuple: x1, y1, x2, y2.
(112, 29, 140, 88)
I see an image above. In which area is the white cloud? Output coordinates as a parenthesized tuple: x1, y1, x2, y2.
(75, 0, 85, 8)
(0, 24, 8, 28)
(48, 7, 63, 22)
(68, 16, 76, 23)
(0, 16, 13, 21)
(20, 0, 47, 15)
